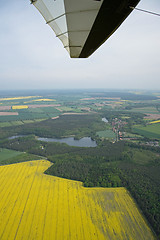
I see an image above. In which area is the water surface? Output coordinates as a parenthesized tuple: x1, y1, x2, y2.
(37, 137, 97, 147)
(102, 118, 108, 123)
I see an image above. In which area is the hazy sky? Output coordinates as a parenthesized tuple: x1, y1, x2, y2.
(0, 0, 160, 90)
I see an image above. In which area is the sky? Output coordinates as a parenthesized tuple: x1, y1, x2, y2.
(0, 0, 160, 90)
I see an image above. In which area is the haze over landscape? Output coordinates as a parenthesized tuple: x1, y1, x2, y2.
(0, 0, 160, 90)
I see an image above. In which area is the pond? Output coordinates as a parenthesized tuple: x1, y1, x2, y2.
(102, 118, 108, 123)
(37, 137, 97, 147)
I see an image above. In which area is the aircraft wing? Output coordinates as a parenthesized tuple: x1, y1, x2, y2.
(31, 0, 140, 58)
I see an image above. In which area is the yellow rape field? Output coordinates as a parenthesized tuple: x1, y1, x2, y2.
(149, 120, 160, 124)
(33, 99, 56, 102)
(24, 99, 56, 103)
(0, 96, 40, 101)
(12, 105, 28, 110)
(0, 160, 155, 240)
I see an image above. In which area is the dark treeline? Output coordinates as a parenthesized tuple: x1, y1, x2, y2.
(126, 141, 160, 153)
(119, 162, 160, 237)
(88, 91, 157, 100)
(0, 152, 42, 165)
(125, 102, 160, 110)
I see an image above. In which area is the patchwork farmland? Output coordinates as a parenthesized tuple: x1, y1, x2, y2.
(0, 160, 155, 240)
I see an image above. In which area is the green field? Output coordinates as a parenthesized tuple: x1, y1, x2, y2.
(124, 132, 143, 138)
(22, 120, 35, 124)
(97, 129, 116, 139)
(0, 148, 21, 162)
(133, 124, 160, 139)
(128, 107, 159, 114)
(34, 118, 47, 122)
(56, 106, 75, 112)
(11, 120, 24, 126)
(0, 148, 42, 165)
(28, 108, 44, 113)
(0, 118, 49, 128)
(0, 122, 12, 127)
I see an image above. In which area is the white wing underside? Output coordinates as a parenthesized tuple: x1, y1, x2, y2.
(32, 0, 104, 58)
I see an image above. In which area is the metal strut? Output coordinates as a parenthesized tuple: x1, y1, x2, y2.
(130, 6, 160, 17)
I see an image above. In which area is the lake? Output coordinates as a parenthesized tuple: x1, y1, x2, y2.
(37, 137, 97, 147)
